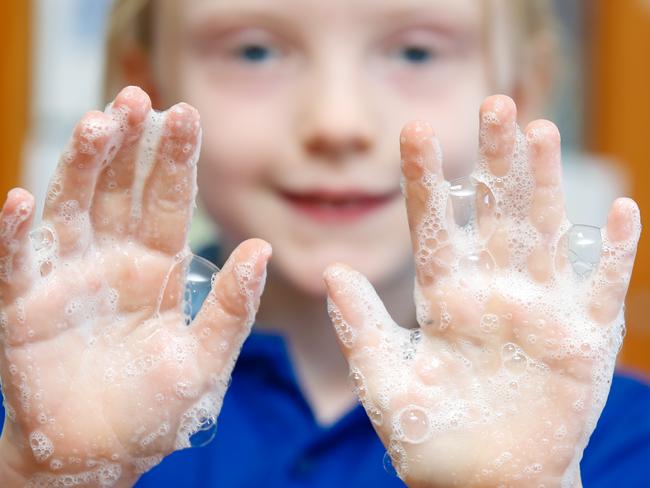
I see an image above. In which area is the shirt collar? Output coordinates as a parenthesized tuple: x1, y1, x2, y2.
(198, 244, 371, 431)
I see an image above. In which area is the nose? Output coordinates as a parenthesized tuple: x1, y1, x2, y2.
(299, 59, 375, 162)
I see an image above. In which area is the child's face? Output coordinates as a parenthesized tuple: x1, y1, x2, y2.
(153, 0, 495, 295)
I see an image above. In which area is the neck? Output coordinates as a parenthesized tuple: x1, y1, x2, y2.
(254, 263, 416, 425)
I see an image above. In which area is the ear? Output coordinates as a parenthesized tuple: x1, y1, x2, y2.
(120, 44, 163, 109)
(511, 32, 557, 122)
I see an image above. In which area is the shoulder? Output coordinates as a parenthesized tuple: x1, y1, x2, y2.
(597, 371, 650, 430)
(582, 371, 650, 486)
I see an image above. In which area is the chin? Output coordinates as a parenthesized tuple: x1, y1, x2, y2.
(271, 243, 413, 298)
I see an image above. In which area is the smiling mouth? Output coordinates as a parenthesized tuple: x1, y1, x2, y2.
(279, 189, 401, 224)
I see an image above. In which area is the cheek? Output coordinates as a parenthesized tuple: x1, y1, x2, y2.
(176, 58, 297, 175)
(187, 100, 286, 176)
(178, 69, 296, 237)
(377, 58, 489, 179)
(194, 126, 273, 242)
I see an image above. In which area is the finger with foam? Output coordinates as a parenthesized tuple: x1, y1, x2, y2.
(400, 121, 454, 288)
(92, 86, 152, 239)
(42, 111, 122, 256)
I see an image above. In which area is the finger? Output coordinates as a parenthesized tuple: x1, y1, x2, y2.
(92, 86, 152, 238)
(589, 198, 641, 324)
(526, 120, 566, 235)
(324, 263, 409, 424)
(43, 111, 120, 255)
(192, 239, 271, 375)
(523, 120, 566, 283)
(0, 189, 35, 297)
(400, 121, 454, 287)
(323, 262, 404, 352)
(474, 97, 518, 269)
(478, 95, 517, 177)
(137, 103, 201, 255)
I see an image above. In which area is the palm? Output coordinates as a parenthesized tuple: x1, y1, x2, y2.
(0, 87, 270, 484)
(325, 96, 640, 488)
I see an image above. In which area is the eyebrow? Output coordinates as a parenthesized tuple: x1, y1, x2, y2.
(180, 0, 483, 47)
(182, 3, 298, 33)
(363, 0, 482, 32)
(183, 0, 481, 26)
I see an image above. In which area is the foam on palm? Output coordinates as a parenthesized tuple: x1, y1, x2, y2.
(0, 101, 252, 486)
(330, 125, 639, 487)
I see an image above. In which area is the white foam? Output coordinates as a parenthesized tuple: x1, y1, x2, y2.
(134, 454, 163, 474)
(130, 110, 166, 225)
(26, 460, 122, 488)
(175, 391, 222, 450)
(327, 297, 356, 347)
(29, 430, 54, 462)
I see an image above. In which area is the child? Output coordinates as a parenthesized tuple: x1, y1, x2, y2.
(1, 0, 649, 487)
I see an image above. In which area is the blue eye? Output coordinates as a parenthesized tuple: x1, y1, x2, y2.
(400, 46, 434, 64)
(238, 45, 272, 62)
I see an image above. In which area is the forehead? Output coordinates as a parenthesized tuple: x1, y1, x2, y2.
(159, 0, 483, 28)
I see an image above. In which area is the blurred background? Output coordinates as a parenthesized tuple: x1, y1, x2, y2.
(1, 1, 649, 376)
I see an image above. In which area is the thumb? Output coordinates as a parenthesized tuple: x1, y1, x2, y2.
(323, 263, 407, 426)
(192, 239, 271, 374)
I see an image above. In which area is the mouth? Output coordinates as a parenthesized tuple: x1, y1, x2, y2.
(279, 188, 401, 224)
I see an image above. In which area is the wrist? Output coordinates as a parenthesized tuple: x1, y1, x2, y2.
(0, 432, 31, 488)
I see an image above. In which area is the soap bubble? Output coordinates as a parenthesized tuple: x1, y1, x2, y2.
(566, 225, 601, 278)
(184, 254, 220, 321)
(460, 250, 495, 276)
(189, 417, 218, 448)
(396, 405, 432, 444)
(29, 227, 55, 253)
(383, 451, 399, 477)
(449, 175, 476, 227)
(166, 254, 220, 322)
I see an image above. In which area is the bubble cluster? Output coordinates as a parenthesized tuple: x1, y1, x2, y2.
(349, 368, 383, 425)
(30, 226, 58, 278)
(29, 430, 54, 462)
(327, 298, 356, 347)
(133, 454, 163, 475)
(25, 460, 122, 488)
(175, 391, 221, 450)
(233, 247, 267, 327)
(0, 254, 12, 282)
(139, 422, 170, 448)
(130, 110, 166, 223)
(0, 199, 33, 282)
(479, 313, 500, 334)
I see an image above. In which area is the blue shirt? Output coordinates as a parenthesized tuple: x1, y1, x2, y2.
(131, 331, 650, 488)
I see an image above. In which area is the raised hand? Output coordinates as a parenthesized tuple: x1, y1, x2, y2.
(0, 87, 271, 487)
(324, 95, 640, 488)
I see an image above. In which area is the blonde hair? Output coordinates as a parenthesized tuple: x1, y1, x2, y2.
(103, 0, 558, 104)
